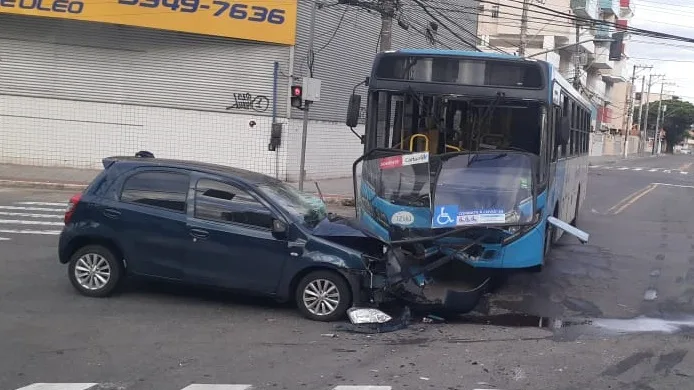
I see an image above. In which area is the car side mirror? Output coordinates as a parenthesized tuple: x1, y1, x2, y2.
(272, 219, 287, 235)
(346, 94, 362, 128)
(556, 116, 571, 146)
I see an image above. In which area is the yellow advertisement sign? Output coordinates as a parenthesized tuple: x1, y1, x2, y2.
(0, 0, 297, 45)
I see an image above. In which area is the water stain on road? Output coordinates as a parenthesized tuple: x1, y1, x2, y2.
(448, 313, 694, 341)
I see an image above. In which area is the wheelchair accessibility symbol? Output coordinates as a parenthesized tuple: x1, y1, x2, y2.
(432, 205, 458, 228)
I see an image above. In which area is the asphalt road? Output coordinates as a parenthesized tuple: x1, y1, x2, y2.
(2, 156, 694, 390)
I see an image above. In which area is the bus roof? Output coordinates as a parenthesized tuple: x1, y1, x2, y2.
(383, 48, 594, 115)
(393, 49, 522, 61)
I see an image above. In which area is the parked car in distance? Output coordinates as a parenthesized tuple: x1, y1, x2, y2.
(58, 156, 378, 322)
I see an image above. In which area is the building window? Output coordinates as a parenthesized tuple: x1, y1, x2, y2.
(491, 5, 500, 18)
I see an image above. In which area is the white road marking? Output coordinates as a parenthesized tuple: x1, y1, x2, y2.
(681, 171, 689, 175)
(14, 202, 68, 207)
(180, 386, 254, 390)
(649, 168, 658, 172)
(652, 183, 694, 189)
(0, 219, 63, 226)
(333, 387, 393, 390)
(618, 167, 629, 170)
(0, 211, 62, 219)
(15, 384, 98, 390)
(664, 170, 671, 173)
(0, 229, 61, 235)
(0, 237, 10, 241)
(633, 168, 643, 171)
(0, 206, 66, 212)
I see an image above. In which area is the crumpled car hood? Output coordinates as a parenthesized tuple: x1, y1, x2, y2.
(311, 215, 385, 255)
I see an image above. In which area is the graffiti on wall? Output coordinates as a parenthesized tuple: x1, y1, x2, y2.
(226, 93, 270, 113)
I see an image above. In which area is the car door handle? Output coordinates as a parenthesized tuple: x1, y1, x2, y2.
(189, 228, 209, 240)
(102, 208, 121, 219)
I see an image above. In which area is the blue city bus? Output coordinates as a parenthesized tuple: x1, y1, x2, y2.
(346, 49, 592, 271)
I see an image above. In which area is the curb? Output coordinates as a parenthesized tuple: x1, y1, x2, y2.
(0, 179, 88, 191)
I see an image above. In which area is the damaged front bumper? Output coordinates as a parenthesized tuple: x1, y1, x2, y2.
(359, 246, 492, 314)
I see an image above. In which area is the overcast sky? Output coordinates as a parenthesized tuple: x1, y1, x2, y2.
(629, 0, 694, 101)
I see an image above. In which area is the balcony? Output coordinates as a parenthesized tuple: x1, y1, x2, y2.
(602, 59, 628, 83)
(571, 0, 598, 19)
(600, 0, 619, 16)
(588, 78, 607, 103)
(619, 0, 634, 18)
(595, 21, 615, 40)
(593, 45, 614, 70)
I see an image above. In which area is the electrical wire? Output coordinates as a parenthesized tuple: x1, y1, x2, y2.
(407, 0, 482, 51)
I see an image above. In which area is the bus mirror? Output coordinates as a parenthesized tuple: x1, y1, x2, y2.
(557, 117, 571, 145)
(346, 94, 362, 128)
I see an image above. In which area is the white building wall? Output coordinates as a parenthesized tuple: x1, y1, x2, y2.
(0, 95, 289, 179)
(0, 94, 366, 181)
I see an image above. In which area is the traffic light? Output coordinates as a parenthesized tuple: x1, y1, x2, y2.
(290, 85, 303, 108)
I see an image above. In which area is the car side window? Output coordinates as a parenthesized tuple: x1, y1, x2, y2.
(194, 179, 274, 230)
(120, 171, 189, 213)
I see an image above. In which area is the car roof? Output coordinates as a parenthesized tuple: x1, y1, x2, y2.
(103, 156, 280, 186)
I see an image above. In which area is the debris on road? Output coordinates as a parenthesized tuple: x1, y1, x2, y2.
(335, 306, 412, 334)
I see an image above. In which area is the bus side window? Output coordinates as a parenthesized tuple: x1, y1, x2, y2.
(553, 106, 561, 161)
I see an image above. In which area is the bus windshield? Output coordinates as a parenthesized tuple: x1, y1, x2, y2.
(365, 90, 547, 158)
(433, 152, 536, 228)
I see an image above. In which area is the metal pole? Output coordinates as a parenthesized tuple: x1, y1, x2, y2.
(298, 0, 317, 191)
(622, 65, 637, 158)
(518, 0, 529, 57)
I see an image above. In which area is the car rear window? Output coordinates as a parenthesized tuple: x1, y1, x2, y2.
(120, 171, 189, 212)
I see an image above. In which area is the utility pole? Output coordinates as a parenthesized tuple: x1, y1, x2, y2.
(518, 0, 530, 57)
(635, 75, 647, 153)
(379, 0, 395, 51)
(653, 84, 665, 155)
(643, 74, 661, 155)
(298, 0, 317, 191)
(624, 65, 651, 156)
(622, 65, 637, 158)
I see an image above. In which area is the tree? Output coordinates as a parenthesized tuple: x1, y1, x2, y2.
(634, 99, 694, 153)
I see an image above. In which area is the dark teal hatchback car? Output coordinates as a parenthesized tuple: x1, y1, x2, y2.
(58, 156, 385, 322)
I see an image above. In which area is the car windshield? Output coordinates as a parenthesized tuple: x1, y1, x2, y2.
(432, 152, 536, 227)
(256, 181, 327, 228)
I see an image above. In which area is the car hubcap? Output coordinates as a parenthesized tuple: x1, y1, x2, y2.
(74, 253, 111, 290)
(303, 279, 340, 316)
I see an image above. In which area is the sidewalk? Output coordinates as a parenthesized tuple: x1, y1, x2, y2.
(588, 153, 657, 166)
(0, 163, 356, 204)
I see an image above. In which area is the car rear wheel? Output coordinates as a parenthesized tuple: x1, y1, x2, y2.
(295, 270, 351, 322)
(67, 245, 123, 298)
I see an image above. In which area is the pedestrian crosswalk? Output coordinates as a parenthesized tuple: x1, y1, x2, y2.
(14, 384, 399, 390)
(0, 200, 65, 242)
(590, 165, 689, 175)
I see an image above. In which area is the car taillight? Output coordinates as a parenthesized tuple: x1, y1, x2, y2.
(64, 193, 82, 224)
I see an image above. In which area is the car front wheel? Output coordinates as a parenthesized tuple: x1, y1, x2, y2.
(67, 245, 123, 298)
(295, 270, 351, 322)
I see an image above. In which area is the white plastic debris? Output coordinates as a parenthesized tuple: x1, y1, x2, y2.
(347, 307, 393, 324)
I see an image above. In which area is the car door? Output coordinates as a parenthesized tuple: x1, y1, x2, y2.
(184, 176, 289, 294)
(99, 168, 191, 280)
